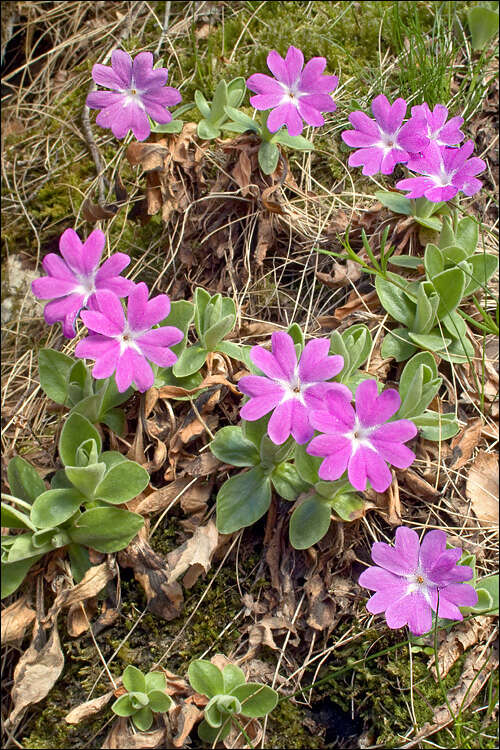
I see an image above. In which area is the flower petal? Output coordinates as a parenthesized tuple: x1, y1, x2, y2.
(290, 400, 314, 444)
(267, 398, 293, 444)
(59, 228, 85, 275)
(238, 375, 286, 400)
(32, 277, 78, 299)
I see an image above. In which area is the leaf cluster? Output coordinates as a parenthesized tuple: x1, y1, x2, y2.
(112, 666, 173, 731)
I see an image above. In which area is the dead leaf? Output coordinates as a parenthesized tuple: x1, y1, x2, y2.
(170, 702, 203, 748)
(43, 559, 117, 623)
(255, 217, 275, 266)
(157, 373, 240, 399)
(65, 691, 114, 724)
(232, 150, 253, 196)
(1, 596, 36, 644)
(316, 260, 361, 288)
(466, 450, 499, 528)
(81, 197, 119, 222)
(183, 453, 220, 477)
(7, 619, 65, 727)
(224, 717, 263, 748)
(118, 534, 184, 621)
(179, 479, 213, 516)
(195, 22, 211, 39)
(375, 472, 401, 525)
(448, 418, 483, 470)
(428, 616, 493, 678)
(129, 477, 194, 514)
(244, 616, 298, 660)
(126, 142, 169, 170)
(67, 598, 98, 637)
(333, 290, 380, 321)
(166, 520, 219, 588)
(304, 574, 336, 632)
(398, 468, 440, 500)
(102, 717, 167, 749)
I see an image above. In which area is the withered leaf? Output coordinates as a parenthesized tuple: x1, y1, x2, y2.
(316, 260, 361, 288)
(304, 574, 336, 632)
(65, 690, 114, 724)
(129, 477, 194, 515)
(232, 149, 253, 196)
(466, 450, 499, 528)
(44, 559, 117, 623)
(81, 197, 119, 222)
(428, 616, 493, 679)
(126, 142, 168, 170)
(166, 520, 219, 588)
(333, 290, 380, 321)
(118, 536, 184, 621)
(170, 702, 203, 749)
(7, 619, 65, 727)
(1, 596, 36, 644)
(103, 717, 167, 749)
(448, 418, 483, 470)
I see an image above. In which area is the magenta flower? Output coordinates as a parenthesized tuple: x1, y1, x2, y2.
(75, 284, 183, 392)
(341, 95, 429, 175)
(358, 526, 478, 635)
(31, 228, 134, 339)
(408, 103, 464, 147)
(238, 332, 349, 445)
(307, 379, 417, 493)
(246, 46, 338, 137)
(86, 50, 182, 141)
(396, 140, 486, 202)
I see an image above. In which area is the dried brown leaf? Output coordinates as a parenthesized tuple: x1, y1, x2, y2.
(166, 520, 219, 588)
(333, 290, 380, 321)
(65, 690, 114, 724)
(67, 598, 98, 637)
(81, 197, 119, 222)
(304, 573, 336, 632)
(1, 596, 36, 644)
(126, 142, 168, 170)
(316, 260, 361, 288)
(232, 149, 253, 196)
(7, 619, 64, 727)
(170, 702, 203, 748)
(129, 477, 193, 515)
(102, 718, 167, 749)
(466, 450, 499, 528)
(428, 616, 493, 678)
(44, 559, 116, 623)
(449, 418, 483, 470)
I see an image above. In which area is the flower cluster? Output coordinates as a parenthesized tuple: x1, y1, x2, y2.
(238, 332, 416, 493)
(32, 229, 182, 393)
(342, 96, 485, 201)
(359, 526, 478, 635)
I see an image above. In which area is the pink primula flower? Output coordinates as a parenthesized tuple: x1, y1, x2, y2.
(341, 94, 429, 175)
(31, 228, 134, 339)
(407, 103, 464, 147)
(238, 332, 349, 445)
(396, 140, 486, 202)
(246, 46, 338, 137)
(75, 284, 183, 393)
(307, 379, 417, 493)
(359, 526, 478, 635)
(86, 49, 181, 141)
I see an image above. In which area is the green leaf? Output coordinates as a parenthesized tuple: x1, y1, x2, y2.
(374, 191, 412, 215)
(100, 408, 126, 436)
(148, 689, 172, 713)
(330, 491, 365, 521)
(1, 557, 40, 598)
(473, 575, 499, 615)
(415, 216, 442, 231)
(258, 141, 280, 175)
(413, 285, 439, 335)
(224, 105, 260, 132)
(94, 461, 149, 505)
(226, 77, 246, 108)
(259, 435, 294, 467)
(30, 488, 85, 529)
(223, 664, 245, 693)
(39, 349, 74, 404)
(203, 314, 236, 351)
(216, 468, 271, 534)
(197, 119, 221, 140)
(198, 718, 231, 744)
(375, 276, 416, 326)
(455, 216, 479, 253)
(145, 672, 167, 693)
(242, 413, 270, 449)
(205, 695, 239, 727)
(150, 119, 184, 134)
(8, 533, 54, 562)
(442, 309, 468, 341)
(467, 6, 499, 50)
(172, 345, 208, 378)
(399, 351, 438, 401)
(210, 426, 260, 467)
(389, 255, 422, 269)
(132, 706, 154, 731)
(341, 324, 372, 372)
(380, 328, 418, 362)
(441, 245, 470, 266)
(68, 508, 143, 552)
(271, 462, 309, 501)
(194, 89, 211, 118)
(215, 340, 246, 361)
(59, 413, 102, 468)
(1, 503, 37, 531)
(294, 442, 322, 485)
(462, 254, 498, 297)
(424, 244, 444, 278)
(289, 497, 331, 549)
(188, 660, 224, 699)
(210, 79, 228, 122)
(112, 694, 135, 717)
(159, 299, 194, 357)
(68, 543, 91, 583)
(232, 683, 278, 718)
(98, 377, 132, 413)
(123, 665, 146, 693)
(286, 323, 305, 349)
(412, 411, 460, 441)
(430, 268, 466, 319)
(65, 463, 107, 499)
(32, 527, 68, 549)
(408, 331, 451, 352)
(438, 334, 475, 364)
(7, 457, 46, 506)
(273, 132, 313, 150)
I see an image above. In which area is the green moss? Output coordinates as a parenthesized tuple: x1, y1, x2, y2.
(267, 699, 324, 749)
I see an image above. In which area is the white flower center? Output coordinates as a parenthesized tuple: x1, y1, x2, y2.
(404, 565, 436, 604)
(119, 78, 146, 109)
(280, 79, 302, 106)
(74, 271, 97, 303)
(344, 417, 377, 455)
(117, 325, 141, 355)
